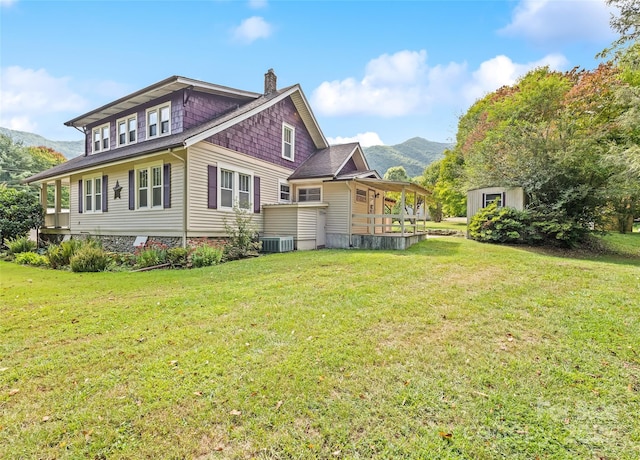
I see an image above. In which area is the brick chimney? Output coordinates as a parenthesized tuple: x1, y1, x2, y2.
(264, 68, 277, 95)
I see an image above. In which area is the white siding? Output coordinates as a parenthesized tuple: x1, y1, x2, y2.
(323, 181, 350, 234)
(263, 207, 297, 237)
(70, 152, 185, 236)
(188, 142, 294, 236)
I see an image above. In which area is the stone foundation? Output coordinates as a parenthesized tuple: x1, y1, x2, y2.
(40, 234, 184, 253)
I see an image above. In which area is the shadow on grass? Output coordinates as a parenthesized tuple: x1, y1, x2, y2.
(398, 238, 464, 257)
(513, 244, 640, 268)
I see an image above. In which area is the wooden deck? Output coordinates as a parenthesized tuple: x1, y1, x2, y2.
(350, 232, 427, 250)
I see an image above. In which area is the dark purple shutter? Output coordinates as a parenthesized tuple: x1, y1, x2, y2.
(102, 175, 108, 212)
(129, 169, 135, 210)
(163, 163, 171, 209)
(78, 180, 83, 214)
(253, 176, 261, 214)
(207, 165, 217, 209)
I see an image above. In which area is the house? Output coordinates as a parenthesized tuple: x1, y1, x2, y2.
(466, 186, 526, 225)
(26, 70, 430, 251)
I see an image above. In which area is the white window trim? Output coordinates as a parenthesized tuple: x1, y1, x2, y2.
(116, 114, 137, 147)
(483, 192, 505, 208)
(135, 161, 164, 210)
(297, 186, 322, 202)
(92, 123, 110, 154)
(282, 122, 295, 161)
(278, 180, 291, 203)
(145, 102, 171, 140)
(82, 174, 103, 214)
(218, 162, 254, 212)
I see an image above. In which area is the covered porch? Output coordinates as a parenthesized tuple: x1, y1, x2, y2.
(39, 178, 71, 230)
(349, 178, 430, 249)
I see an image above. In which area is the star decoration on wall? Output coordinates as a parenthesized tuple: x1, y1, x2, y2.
(113, 180, 123, 199)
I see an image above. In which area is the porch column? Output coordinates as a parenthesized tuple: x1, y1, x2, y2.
(413, 190, 417, 234)
(400, 187, 406, 234)
(41, 184, 48, 227)
(54, 180, 62, 228)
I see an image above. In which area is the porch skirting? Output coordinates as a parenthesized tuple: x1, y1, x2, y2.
(349, 233, 427, 250)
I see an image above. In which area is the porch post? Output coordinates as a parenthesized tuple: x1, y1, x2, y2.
(41, 184, 48, 227)
(413, 190, 417, 234)
(54, 180, 62, 228)
(400, 187, 406, 234)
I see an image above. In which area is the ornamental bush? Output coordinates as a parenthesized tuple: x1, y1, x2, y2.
(189, 240, 223, 268)
(46, 239, 83, 269)
(134, 240, 169, 268)
(70, 245, 109, 272)
(4, 236, 37, 254)
(468, 202, 530, 244)
(14, 251, 48, 266)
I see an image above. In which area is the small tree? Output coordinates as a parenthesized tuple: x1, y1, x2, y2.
(0, 185, 44, 243)
(223, 206, 261, 260)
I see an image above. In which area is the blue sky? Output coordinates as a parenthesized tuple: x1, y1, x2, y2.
(1, 0, 616, 146)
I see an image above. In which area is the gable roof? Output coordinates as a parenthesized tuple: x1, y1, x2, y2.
(288, 143, 370, 180)
(65, 76, 261, 128)
(26, 84, 329, 184)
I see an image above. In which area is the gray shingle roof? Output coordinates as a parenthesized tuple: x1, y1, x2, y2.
(288, 143, 359, 180)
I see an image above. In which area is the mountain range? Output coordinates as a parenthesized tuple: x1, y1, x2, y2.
(0, 127, 450, 176)
(0, 127, 84, 159)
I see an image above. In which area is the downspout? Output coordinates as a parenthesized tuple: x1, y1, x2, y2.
(169, 149, 187, 248)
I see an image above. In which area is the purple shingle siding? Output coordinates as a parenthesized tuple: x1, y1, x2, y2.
(205, 97, 316, 170)
(183, 91, 241, 130)
(338, 158, 358, 176)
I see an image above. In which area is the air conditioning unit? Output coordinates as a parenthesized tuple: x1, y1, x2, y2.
(260, 236, 294, 253)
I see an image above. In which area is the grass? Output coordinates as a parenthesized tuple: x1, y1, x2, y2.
(600, 231, 640, 258)
(424, 218, 468, 232)
(1, 237, 639, 459)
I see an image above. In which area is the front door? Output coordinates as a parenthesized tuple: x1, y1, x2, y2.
(316, 209, 326, 249)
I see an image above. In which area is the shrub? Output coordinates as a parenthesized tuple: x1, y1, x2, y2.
(14, 251, 48, 266)
(70, 245, 109, 272)
(167, 247, 189, 268)
(469, 203, 590, 248)
(189, 240, 223, 268)
(46, 239, 82, 268)
(4, 236, 37, 254)
(134, 240, 169, 268)
(468, 202, 529, 244)
(223, 207, 261, 261)
(0, 186, 44, 243)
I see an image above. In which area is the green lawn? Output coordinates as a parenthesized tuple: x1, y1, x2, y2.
(1, 238, 639, 459)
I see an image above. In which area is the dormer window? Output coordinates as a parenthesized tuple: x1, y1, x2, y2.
(147, 103, 171, 139)
(117, 115, 137, 147)
(282, 123, 295, 161)
(92, 123, 110, 153)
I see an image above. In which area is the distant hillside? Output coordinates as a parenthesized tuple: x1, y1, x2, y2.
(0, 127, 83, 159)
(364, 137, 452, 178)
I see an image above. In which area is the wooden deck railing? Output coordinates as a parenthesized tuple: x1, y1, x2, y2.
(351, 213, 428, 235)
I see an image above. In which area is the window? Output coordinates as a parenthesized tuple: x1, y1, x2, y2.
(147, 103, 171, 139)
(298, 187, 321, 202)
(279, 181, 290, 202)
(221, 170, 234, 208)
(83, 176, 103, 213)
(137, 164, 163, 208)
(238, 173, 250, 209)
(483, 192, 505, 208)
(117, 115, 137, 146)
(282, 123, 295, 161)
(356, 189, 367, 203)
(92, 123, 110, 153)
(219, 168, 253, 210)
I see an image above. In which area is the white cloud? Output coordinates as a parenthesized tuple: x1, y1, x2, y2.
(311, 49, 568, 118)
(0, 66, 87, 135)
(248, 0, 267, 9)
(327, 132, 385, 147)
(499, 0, 614, 44)
(232, 16, 272, 43)
(462, 53, 568, 102)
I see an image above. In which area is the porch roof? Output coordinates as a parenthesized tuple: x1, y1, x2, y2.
(334, 177, 431, 195)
